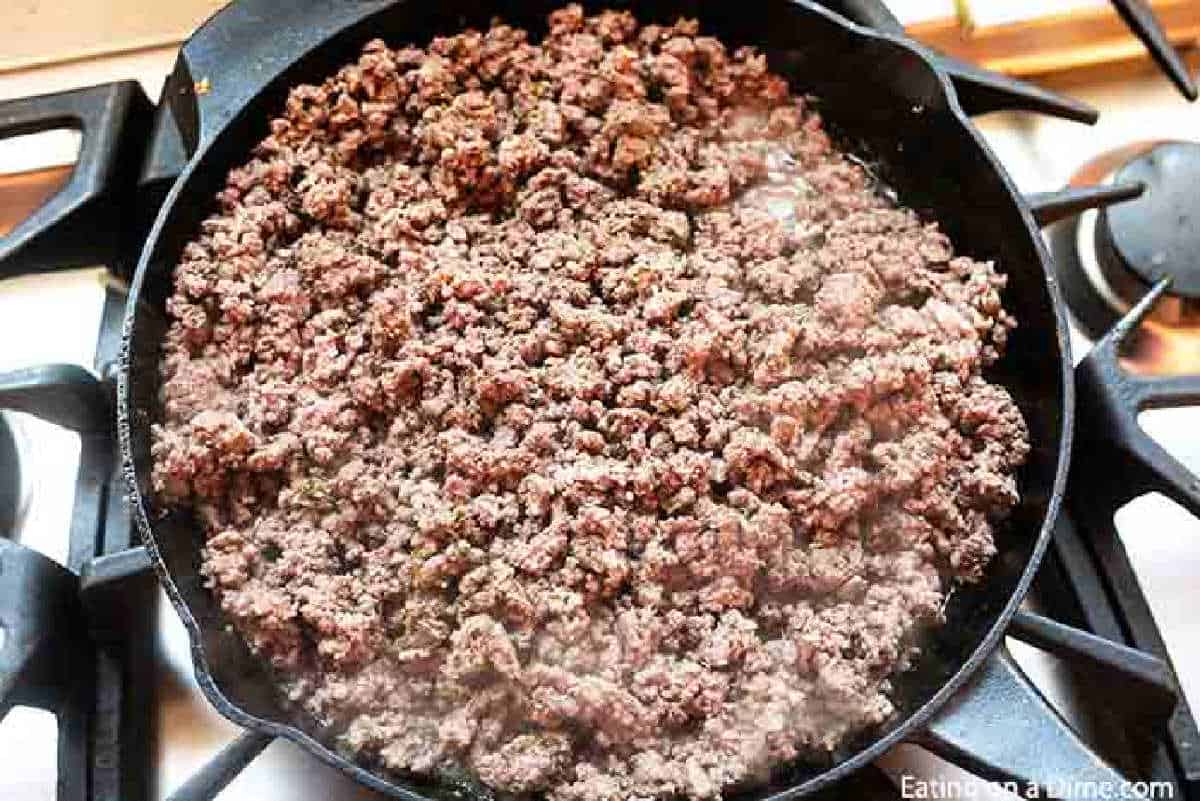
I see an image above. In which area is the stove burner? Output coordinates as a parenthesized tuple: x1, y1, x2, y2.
(1048, 141, 1200, 374)
(0, 416, 17, 538)
(1099, 143, 1200, 300)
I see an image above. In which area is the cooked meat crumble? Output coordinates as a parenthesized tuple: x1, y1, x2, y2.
(152, 6, 1030, 800)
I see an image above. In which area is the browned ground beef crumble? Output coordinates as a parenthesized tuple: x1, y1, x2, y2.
(152, 6, 1030, 799)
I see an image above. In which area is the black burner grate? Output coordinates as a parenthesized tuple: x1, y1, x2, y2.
(0, 282, 157, 801)
(0, 415, 19, 537)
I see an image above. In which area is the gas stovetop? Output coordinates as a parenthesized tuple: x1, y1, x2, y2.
(2, 2, 1200, 800)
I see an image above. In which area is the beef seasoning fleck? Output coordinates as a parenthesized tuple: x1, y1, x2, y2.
(152, 6, 1030, 800)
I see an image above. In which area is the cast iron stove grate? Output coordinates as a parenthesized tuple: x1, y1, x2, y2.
(0, 1, 1197, 800)
(0, 284, 157, 801)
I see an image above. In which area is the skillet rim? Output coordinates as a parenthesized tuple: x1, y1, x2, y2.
(117, 2, 1076, 797)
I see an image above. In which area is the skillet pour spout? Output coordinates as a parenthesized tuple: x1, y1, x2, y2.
(95, 0, 1167, 799)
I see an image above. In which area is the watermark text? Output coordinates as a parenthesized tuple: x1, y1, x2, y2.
(899, 776, 1174, 800)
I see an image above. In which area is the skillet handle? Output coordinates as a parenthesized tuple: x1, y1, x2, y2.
(0, 81, 152, 279)
(917, 646, 1145, 799)
(166, 730, 275, 801)
(821, 0, 905, 33)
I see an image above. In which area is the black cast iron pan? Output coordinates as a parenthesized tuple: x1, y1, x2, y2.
(0, 1, 1144, 799)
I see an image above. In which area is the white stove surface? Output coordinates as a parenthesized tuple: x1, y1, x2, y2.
(2, 47, 1200, 801)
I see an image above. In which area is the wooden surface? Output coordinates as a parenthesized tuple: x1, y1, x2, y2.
(0, 165, 72, 236)
(907, 0, 1200, 78)
(0, 1, 1195, 84)
(0, 0, 226, 73)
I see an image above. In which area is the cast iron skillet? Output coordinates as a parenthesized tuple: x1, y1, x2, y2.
(113, 1, 1079, 798)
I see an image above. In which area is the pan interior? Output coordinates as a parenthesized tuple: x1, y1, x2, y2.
(122, 2, 1066, 798)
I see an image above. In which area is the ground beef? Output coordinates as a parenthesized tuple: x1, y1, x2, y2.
(152, 7, 1030, 800)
